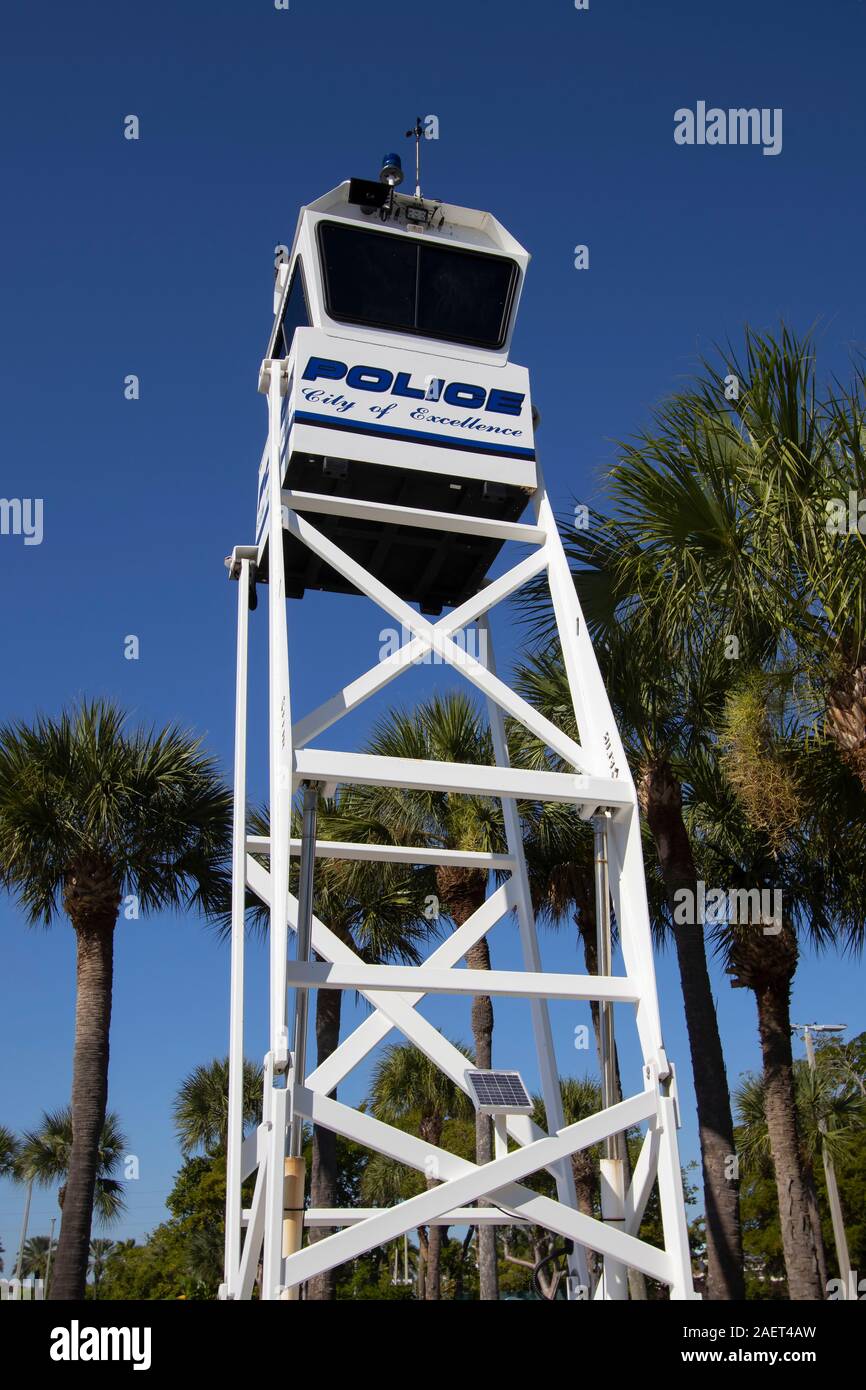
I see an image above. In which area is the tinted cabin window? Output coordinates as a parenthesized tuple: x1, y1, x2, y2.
(416, 244, 515, 348)
(318, 222, 517, 350)
(319, 223, 416, 332)
(278, 260, 310, 357)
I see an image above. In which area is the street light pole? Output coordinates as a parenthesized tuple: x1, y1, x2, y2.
(13, 1177, 33, 1281)
(796, 1023, 852, 1298)
(44, 1215, 56, 1298)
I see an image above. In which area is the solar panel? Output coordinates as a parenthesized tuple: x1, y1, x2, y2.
(465, 1069, 534, 1116)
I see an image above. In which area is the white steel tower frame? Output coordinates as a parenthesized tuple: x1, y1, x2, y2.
(219, 352, 698, 1302)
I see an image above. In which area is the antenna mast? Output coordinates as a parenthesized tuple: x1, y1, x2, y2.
(406, 116, 424, 199)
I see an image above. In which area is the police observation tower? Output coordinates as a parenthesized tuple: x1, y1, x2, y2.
(221, 137, 697, 1303)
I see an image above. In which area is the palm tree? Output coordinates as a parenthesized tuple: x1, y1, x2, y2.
(244, 797, 436, 1300)
(521, 334, 861, 1300)
(602, 326, 866, 790)
(19, 1108, 127, 1225)
(0, 699, 232, 1298)
(173, 1057, 263, 1157)
(0, 1124, 20, 1178)
(330, 693, 506, 1300)
(568, 325, 866, 1296)
(547, 324, 866, 1299)
(19, 1234, 57, 1280)
(735, 1056, 865, 1293)
(816, 364, 866, 780)
(687, 697, 866, 1298)
(678, 328, 866, 792)
(185, 1224, 225, 1291)
(88, 1238, 116, 1295)
(512, 625, 746, 1300)
(370, 1042, 474, 1300)
(2, 1125, 28, 1279)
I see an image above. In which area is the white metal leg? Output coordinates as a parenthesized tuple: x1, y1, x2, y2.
(261, 360, 294, 1302)
(481, 614, 589, 1292)
(223, 553, 253, 1297)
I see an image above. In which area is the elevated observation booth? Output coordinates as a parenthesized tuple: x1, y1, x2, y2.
(255, 169, 535, 614)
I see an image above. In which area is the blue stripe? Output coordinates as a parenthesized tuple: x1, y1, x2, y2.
(256, 394, 533, 545)
(292, 409, 536, 461)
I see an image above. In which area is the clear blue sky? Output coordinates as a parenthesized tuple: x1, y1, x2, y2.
(1, 0, 865, 1259)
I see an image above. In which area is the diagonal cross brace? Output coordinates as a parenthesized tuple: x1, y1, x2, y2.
(285, 507, 591, 774)
(242, 862, 552, 1174)
(282, 1086, 672, 1289)
(285, 959, 641, 1003)
(292, 547, 549, 749)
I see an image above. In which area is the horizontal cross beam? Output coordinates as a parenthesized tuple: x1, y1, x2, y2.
(247, 835, 515, 871)
(285, 960, 641, 1004)
(303, 1208, 531, 1227)
(292, 747, 631, 809)
(281, 488, 546, 546)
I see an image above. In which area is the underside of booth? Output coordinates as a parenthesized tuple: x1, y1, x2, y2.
(259, 450, 531, 614)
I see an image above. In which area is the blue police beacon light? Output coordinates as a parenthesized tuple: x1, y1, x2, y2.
(379, 152, 404, 187)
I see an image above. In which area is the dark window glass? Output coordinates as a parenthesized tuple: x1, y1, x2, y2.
(416, 244, 515, 347)
(278, 259, 310, 356)
(319, 223, 416, 331)
(317, 222, 517, 349)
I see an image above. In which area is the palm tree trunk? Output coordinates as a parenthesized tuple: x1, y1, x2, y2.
(752, 975, 824, 1298)
(571, 1152, 602, 1288)
(306, 982, 342, 1301)
(803, 1162, 829, 1292)
(827, 662, 866, 787)
(437, 866, 500, 1301)
(419, 1117, 444, 1299)
(453, 1227, 473, 1300)
(51, 917, 115, 1300)
(424, 1200, 442, 1300)
(417, 1227, 428, 1299)
(466, 934, 499, 1302)
(571, 1151, 596, 1219)
(640, 761, 744, 1300)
